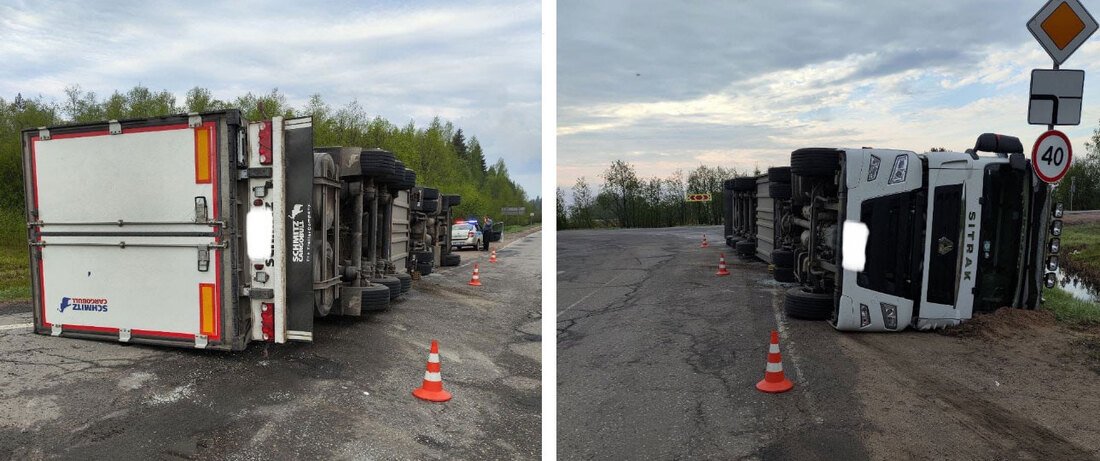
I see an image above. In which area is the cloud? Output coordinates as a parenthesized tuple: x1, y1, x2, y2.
(557, 0, 1100, 189)
(0, 0, 541, 195)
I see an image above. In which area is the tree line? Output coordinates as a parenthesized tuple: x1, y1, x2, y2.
(1053, 122, 1100, 211)
(557, 160, 742, 229)
(0, 85, 533, 222)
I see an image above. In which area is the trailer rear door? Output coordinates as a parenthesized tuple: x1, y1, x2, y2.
(24, 115, 237, 348)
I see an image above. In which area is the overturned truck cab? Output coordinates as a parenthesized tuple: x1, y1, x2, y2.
(784, 134, 1055, 331)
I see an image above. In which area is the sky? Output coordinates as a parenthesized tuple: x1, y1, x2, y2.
(558, 0, 1100, 195)
(0, 0, 542, 196)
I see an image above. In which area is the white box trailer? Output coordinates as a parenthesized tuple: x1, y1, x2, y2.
(22, 111, 419, 350)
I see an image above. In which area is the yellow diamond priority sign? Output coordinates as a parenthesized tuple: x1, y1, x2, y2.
(1028, 0, 1097, 65)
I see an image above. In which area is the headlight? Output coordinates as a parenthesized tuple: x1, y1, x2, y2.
(1053, 202, 1064, 218)
(1047, 255, 1059, 272)
(867, 155, 881, 182)
(888, 155, 909, 184)
(880, 303, 898, 330)
(1045, 272, 1057, 288)
(1050, 220, 1062, 236)
(860, 304, 871, 327)
(1050, 238, 1060, 254)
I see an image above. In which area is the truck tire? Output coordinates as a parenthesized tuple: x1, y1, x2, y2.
(726, 237, 737, 248)
(391, 161, 407, 187)
(444, 194, 461, 207)
(768, 182, 791, 199)
(771, 249, 794, 267)
(768, 167, 791, 183)
(723, 178, 736, 190)
(441, 253, 461, 266)
(362, 284, 391, 311)
(361, 149, 396, 177)
(735, 240, 755, 257)
(421, 188, 440, 200)
(791, 148, 841, 176)
(375, 276, 402, 300)
(403, 169, 417, 189)
(784, 286, 832, 320)
(773, 267, 798, 283)
(731, 177, 756, 192)
(394, 272, 412, 293)
(417, 261, 433, 275)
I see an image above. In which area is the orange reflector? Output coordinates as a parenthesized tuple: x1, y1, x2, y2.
(199, 283, 217, 336)
(194, 126, 212, 183)
(1042, 2, 1087, 50)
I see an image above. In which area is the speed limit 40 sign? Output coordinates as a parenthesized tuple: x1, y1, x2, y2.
(1032, 130, 1072, 183)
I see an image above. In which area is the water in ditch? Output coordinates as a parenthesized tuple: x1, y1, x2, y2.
(1055, 267, 1100, 304)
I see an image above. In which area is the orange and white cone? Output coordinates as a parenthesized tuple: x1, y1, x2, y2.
(716, 253, 730, 276)
(412, 339, 452, 402)
(468, 263, 482, 286)
(701, 234, 709, 248)
(489, 249, 498, 263)
(756, 330, 793, 393)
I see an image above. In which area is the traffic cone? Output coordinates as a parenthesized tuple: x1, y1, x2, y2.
(701, 234, 709, 248)
(716, 253, 730, 276)
(489, 249, 498, 263)
(468, 263, 482, 286)
(756, 330, 793, 393)
(412, 340, 452, 402)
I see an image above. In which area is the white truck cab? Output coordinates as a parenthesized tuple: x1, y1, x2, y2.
(784, 134, 1054, 331)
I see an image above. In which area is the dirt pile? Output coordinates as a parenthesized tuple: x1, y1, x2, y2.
(939, 307, 1056, 339)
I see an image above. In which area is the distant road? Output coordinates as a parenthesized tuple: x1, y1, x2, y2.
(1064, 210, 1100, 225)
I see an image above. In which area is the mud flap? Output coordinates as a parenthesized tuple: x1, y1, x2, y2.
(283, 117, 315, 341)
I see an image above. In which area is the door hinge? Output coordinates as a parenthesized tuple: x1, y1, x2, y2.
(188, 113, 203, 128)
(108, 120, 122, 135)
(37, 127, 51, 140)
(119, 328, 131, 342)
(50, 324, 62, 336)
(195, 334, 208, 349)
(197, 248, 210, 272)
(194, 197, 209, 223)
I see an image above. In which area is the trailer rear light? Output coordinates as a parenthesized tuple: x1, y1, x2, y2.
(1047, 256, 1059, 272)
(247, 207, 274, 259)
(1053, 202, 1064, 218)
(1050, 238, 1060, 254)
(254, 263, 265, 270)
(880, 303, 898, 330)
(887, 154, 909, 184)
(253, 199, 263, 206)
(1045, 272, 1057, 288)
(194, 125, 213, 184)
(859, 304, 871, 327)
(260, 302, 275, 341)
(258, 120, 273, 165)
(199, 283, 217, 337)
(1050, 220, 1062, 236)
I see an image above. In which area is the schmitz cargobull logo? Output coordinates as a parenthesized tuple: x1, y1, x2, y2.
(289, 203, 310, 263)
(59, 296, 109, 313)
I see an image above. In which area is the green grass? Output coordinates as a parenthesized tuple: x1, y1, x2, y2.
(504, 223, 539, 234)
(1043, 286, 1100, 326)
(0, 208, 29, 301)
(1061, 222, 1100, 283)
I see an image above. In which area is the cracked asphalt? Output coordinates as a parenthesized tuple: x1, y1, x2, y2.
(0, 231, 541, 460)
(557, 226, 1100, 460)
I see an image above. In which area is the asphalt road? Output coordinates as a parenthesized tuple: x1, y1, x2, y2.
(557, 226, 1100, 460)
(0, 231, 541, 460)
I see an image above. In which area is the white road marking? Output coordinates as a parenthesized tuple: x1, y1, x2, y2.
(0, 323, 34, 331)
(557, 272, 623, 318)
